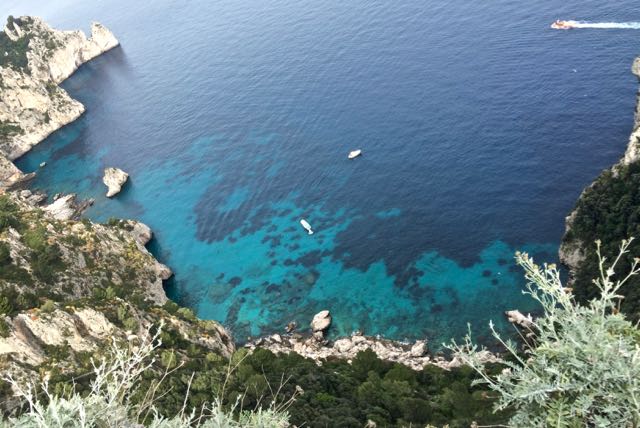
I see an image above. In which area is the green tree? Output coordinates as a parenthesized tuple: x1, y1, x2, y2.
(0, 195, 20, 232)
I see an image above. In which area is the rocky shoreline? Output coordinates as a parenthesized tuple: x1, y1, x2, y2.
(245, 310, 512, 371)
(0, 16, 119, 189)
(246, 331, 500, 371)
(0, 16, 520, 375)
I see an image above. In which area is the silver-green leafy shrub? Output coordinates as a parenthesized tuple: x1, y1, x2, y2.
(2, 325, 289, 428)
(448, 239, 640, 427)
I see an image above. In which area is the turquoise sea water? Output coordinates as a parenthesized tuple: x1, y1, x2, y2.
(4, 0, 640, 346)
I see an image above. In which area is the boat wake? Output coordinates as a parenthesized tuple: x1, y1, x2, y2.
(556, 20, 640, 29)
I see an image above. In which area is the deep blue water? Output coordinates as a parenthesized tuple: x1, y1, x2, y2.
(4, 0, 640, 346)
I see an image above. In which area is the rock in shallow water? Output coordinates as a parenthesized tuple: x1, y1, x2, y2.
(505, 309, 534, 329)
(103, 167, 129, 197)
(311, 310, 332, 332)
(410, 340, 427, 357)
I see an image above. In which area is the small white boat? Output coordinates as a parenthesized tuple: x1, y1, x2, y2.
(348, 149, 362, 159)
(550, 20, 574, 30)
(300, 218, 314, 235)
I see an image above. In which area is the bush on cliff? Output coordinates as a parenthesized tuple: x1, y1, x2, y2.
(564, 161, 640, 321)
(449, 240, 640, 426)
(0, 30, 31, 73)
(0, 195, 21, 232)
(120, 337, 506, 427)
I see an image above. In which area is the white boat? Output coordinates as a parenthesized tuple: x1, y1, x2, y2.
(550, 20, 575, 30)
(348, 149, 362, 159)
(300, 219, 314, 235)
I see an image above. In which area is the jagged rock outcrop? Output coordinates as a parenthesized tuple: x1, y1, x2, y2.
(247, 331, 498, 371)
(42, 193, 94, 220)
(310, 310, 331, 333)
(622, 59, 640, 166)
(103, 167, 128, 197)
(1, 191, 171, 305)
(247, 313, 498, 371)
(0, 191, 234, 398)
(0, 16, 119, 187)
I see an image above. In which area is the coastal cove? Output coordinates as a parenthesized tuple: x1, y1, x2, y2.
(5, 0, 640, 346)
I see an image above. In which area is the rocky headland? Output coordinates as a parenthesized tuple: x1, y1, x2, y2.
(0, 16, 118, 189)
(0, 190, 234, 404)
(0, 18, 235, 409)
(559, 57, 640, 280)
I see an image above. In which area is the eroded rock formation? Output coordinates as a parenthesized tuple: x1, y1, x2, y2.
(0, 16, 119, 187)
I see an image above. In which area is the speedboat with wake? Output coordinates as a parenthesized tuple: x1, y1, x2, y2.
(551, 20, 574, 30)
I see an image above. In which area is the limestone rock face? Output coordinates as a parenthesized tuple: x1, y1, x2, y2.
(558, 209, 586, 274)
(0, 192, 234, 394)
(0, 66, 85, 161)
(13, 17, 120, 84)
(0, 17, 118, 187)
(311, 310, 332, 332)
(103, 167, 129, 197)
(43, 194, 78, 220)
(41, 193, 93, 221)
(126, 220, 153, 246)
(409, 340, 427, 357)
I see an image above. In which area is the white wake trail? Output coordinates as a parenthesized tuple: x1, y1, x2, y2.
(564, 20, 640, 29)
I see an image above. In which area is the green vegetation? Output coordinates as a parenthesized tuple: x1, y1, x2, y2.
(4, 322, 505, 428)
(124, 344, 506, 427)
(22, 224, 65, 282)
(563, 161, 640, 321)
(450, 241, 640, 426)
(0, 28, 31, 73)
(0, 120, 23, 141)
(224, 349, 505, 427)
(0, 194, 21, 232)
(3, 329, 290, 427)
(106, 217, 134, 231)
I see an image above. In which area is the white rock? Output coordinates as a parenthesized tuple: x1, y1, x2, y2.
(334, 338, 353, 353)
(103, 167, 129, 197)
(310, 310, 332, 332)
(505, 310, 534, 329)
(127, 221, 153, 246)
(410, 340, 427, 357)
(351, 335, 366, 344)
(43, 194, 76, 220)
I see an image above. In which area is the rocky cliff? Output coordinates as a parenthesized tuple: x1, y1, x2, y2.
(559, 57, 640, 278)
(0, 17, 236, 408)
(0, 16, 118, 188)
(0, 191, 234, 404)
(557, 57, 640, 324)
